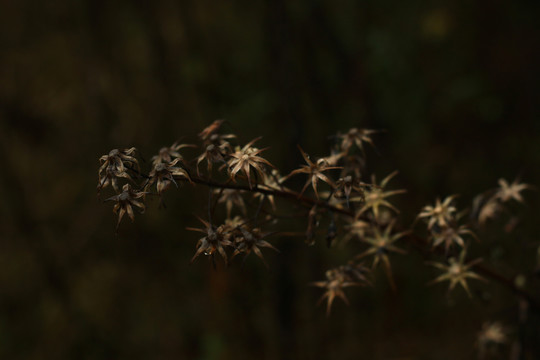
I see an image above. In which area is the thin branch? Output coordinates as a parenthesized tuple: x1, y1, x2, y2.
(176, 174, 354, 217)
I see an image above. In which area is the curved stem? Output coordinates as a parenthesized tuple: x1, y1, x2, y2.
(180, 175, 355, 217)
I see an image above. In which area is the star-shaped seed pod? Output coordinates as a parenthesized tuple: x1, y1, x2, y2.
(430, 224, 476, 252)
(187, 217, 233, 265)
(227, 137, 274, 189)
(214, 188, 247, 218)
(231, 227, 278, 266)
(197, 143, 230, 175)
(334, 175, 371, 207)
(97, 147, 139, 193)
(355, 221, 409, 288)
(285, 145, 342, 199)
(354, 171, 406, 221)
(145, 158, 193, 195)
(198, 119, 236, 143)
(418, 195, 458, 230)
(338, 128, 380, 155)
(105, 183, 148, 231)
(151, 142, 195, 166)
(427, 249, 485, 297)
(312, 263, 369, 316)
(494, 178, 533, 203)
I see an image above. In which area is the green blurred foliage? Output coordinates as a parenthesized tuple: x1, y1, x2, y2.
(0, 0, 539, 359)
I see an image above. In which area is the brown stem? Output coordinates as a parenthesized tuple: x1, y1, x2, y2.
(181, 175, 355, 217)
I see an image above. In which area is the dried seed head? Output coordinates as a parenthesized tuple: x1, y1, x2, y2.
(312, 262, 370, 316)
(427, 249, 485, 297)
(285, 145, 342, 199)
(187, 217, 233, 265)
(338, 128, 379, 155)
(418, 195, 458, 230)
(227, 137, 274, 189)
(215, 189, 247, 218)
(354, 171, 405, 221)
(105, 183, 148, 231)
(232, 227, 278, 266)
(198, 120, 237, 149)
(430, 224, 475, 252)
(355, 221, 409, 288)
(151, 142, 195, 166)
(98, 147, 139, 193)
(146, 158, 192, 195)
(334, 175, 371, 207)
(495, 178, 533, 203)
(197, 143, 229, 175)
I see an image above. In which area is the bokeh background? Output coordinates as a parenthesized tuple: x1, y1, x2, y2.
(1, 0, 539, 359)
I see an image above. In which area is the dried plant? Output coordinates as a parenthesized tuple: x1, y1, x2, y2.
(494, 178, 532, 203)
(215, 189, 247, 217)
(227, 137, 274, 189)
(337, 127, 379, 155)
(334, 175, 371, 207)
(427, 249, 485, 297)
(418, 195, 458, 230)
(430, 224, 476, 252)
(340, 218, 370, 246)
(231, 227, 278, 266)
(285, 145, 342, 198)
(151, 142, 195, 166)
(198, 119, 236, 145)
(354, 171, 406, 220)
(254, 169, 285, 209)
(98, 147, 139, 193)
(105, 183, 148, 231)
(187, 217, 233, 265)
(146, 158, 193, 195)
(196, 143, 230, 175)
(355, 221, 409, 287)
(312, 263, 370, 316)
(97, 120, 539, 335)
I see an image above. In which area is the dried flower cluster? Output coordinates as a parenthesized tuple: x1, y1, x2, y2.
(98, 147, 139, 193)
(96, 118, 536, 346)
(186, 215, 279, 267)
(418, 195, 477, 252)
(312, 262, 370, 315)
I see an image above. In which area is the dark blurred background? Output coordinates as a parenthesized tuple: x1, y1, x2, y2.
(1, 0, 539, 359)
